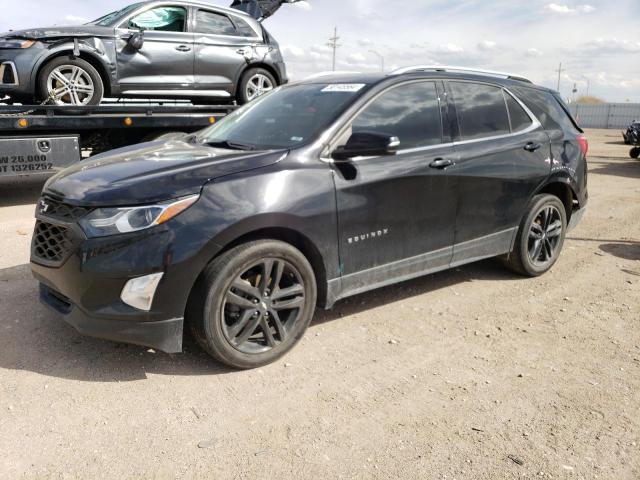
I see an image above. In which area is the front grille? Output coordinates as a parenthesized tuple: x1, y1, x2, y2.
(32, 221, 74, 264)
(38, 196, 92, 222)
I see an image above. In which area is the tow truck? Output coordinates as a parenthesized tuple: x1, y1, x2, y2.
(0, 0, 302, 181)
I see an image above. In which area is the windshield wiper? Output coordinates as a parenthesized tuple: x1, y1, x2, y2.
(205, 140, 257, 151)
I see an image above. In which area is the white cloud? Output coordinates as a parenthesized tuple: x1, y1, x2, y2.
(430, 43, 465, 54)
(54, 14, 89, 25)
(478, 40, 497, 51)
(357, 38, 373, 47)
(281, 45, 305, 59)
(581, 38, 640, 54)
(346, 52, 367, 64)
(293, 1, 312, 11)
(525, 48, 543, 57)
(545, 3, 595, 14)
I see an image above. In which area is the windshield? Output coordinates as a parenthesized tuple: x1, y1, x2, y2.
(198, 83, 367, 149)
(90, 3, 145, 27)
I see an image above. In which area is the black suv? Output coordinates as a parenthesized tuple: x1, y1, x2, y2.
(31, 66, 589, 368)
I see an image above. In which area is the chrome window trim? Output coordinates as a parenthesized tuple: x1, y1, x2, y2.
(0, 62, 19, 86)
(320, 78, 542, 163)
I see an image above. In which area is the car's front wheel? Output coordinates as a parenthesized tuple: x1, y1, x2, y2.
(630, 147, 640, 159)
(188, 240, 317, 369)
(504, 194, 568, 276)
(38, 57, 104, 106)
(237, 68, 276, 104)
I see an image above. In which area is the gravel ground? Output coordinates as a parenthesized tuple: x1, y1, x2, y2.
(0, 128, 638, 479)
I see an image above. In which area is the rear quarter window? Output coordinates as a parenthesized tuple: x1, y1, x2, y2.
(511, 86, 581, 134)
(449, 82, 510, 141)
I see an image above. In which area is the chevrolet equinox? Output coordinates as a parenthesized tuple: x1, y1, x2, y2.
(31, 66, 589, 368)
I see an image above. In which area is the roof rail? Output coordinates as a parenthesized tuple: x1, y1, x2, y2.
(390, 65, 533, 84)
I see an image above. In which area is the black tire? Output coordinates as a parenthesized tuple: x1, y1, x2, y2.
(630, 147, 640, 159)
(236, 68, 277, 105)
(38, 56, 104, 106)
(503, 194, 568, 277)
(188, 240, 317, 369)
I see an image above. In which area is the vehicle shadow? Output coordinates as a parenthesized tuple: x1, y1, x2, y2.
(0, 260, 523, 382)
(0, 179, 45, 207)
(599, 242, 640, 261)
(588, 158, 640, 179)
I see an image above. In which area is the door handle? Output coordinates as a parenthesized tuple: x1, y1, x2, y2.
(429, 158, 454, 169)
(524, 142, 542, 152)
(176, 45, 191, 52)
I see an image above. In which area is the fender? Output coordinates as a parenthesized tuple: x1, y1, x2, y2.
(232, 61, 281, 95)
(28, 38, 116, 94)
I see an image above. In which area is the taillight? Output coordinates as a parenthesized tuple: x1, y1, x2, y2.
(577, 134, 589, 156)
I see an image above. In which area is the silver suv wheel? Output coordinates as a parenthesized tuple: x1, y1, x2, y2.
(245, 73, 274, 101)
(47, 65, 96, 106)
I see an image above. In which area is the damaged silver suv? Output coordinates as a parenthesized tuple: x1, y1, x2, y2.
(0, 0, 299, 105)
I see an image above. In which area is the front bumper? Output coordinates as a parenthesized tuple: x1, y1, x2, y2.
(38, 282, 183, 353)
(0, 45, 45, 97)
(29, 205, 214, 354)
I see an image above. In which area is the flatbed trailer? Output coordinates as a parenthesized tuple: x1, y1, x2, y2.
(0, 103, 236, 181)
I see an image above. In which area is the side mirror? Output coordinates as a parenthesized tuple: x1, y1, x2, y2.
(332, 131, 400, 161)
(128, 31, 145, 50)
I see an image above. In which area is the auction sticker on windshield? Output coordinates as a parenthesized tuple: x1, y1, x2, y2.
(321, 84, 366, 93)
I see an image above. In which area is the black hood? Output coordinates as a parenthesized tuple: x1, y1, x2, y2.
(4, 25, 114, 40)
(43, 140, 288, 207)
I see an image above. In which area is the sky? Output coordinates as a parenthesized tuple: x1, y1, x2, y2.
(1, 0, 639, 102)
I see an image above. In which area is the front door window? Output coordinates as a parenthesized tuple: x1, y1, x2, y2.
(128, 7, 187, 32)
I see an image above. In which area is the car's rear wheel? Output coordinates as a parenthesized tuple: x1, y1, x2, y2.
(188, 240, 317, 369)
(630, 147, 640, 159)
(504, 194, 567, 277)
(237, 68, 276, 104)
(38, 57, 103, 106)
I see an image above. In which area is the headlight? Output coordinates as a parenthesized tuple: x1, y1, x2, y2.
(0, 39, 36, 49)
(79, 194, 199, 238)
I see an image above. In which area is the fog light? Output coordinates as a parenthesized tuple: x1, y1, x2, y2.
(120, 273, 164, 311)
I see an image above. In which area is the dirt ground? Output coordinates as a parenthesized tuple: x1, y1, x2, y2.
(0, 128, 638, 479)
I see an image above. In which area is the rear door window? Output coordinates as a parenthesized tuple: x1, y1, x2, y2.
(352, 81, 443, 150)
(505, 92, 533, 132)
(195, 10, 237, 35)
(449, 82, 510, 141)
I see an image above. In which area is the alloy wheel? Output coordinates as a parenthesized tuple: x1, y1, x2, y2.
(47, 65, 95, 105)
(221, 258, 306, 354)
(245, 74, 274, 101)
(527, 205, 563, 266)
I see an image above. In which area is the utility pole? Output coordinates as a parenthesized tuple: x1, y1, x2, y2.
(369, 50, 385, 72)
(327, 27, 341, 71)
(556, 62, 564, 92)
(582, 75, 591, 97)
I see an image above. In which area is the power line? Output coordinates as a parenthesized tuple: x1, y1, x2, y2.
(327, 26, 341, 71)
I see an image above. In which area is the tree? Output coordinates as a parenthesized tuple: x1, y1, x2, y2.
(575, 95, 605, 104)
